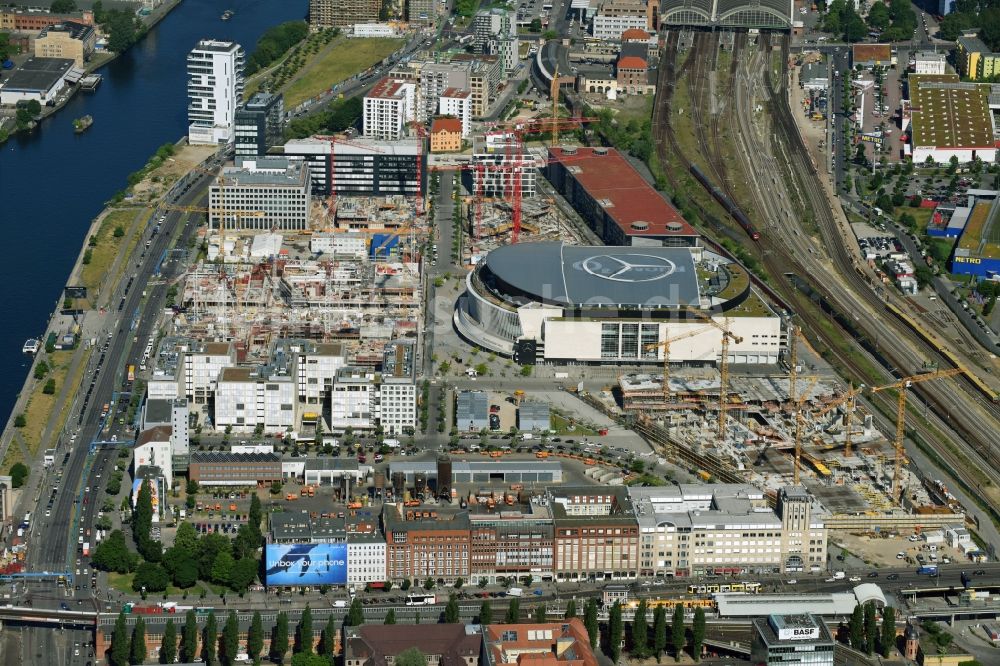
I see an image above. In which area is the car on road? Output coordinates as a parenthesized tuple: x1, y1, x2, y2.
(786, 579, 797, 585)
(867, 572, 879, 578)
(887, 573, 899, 580)
(848, 576, 861, 582)
(974, 569, 985, 575)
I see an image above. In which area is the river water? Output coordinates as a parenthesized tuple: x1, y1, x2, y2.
(0, 0, 307, 422)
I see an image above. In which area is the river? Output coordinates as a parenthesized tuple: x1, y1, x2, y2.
(0, 0, 307, 424)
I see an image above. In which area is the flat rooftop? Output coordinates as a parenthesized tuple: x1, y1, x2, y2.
(0, 57, 74, 93)
(958, 199, 1000, 259)
(852, 43, 892, 64)
(909, 74, 996, 149)
(548, 146, 696, 238)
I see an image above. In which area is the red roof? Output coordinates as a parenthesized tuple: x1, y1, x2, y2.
(621, 28, 650, 41)
(548, 147, 696, 238)
(367, 76, 410, 99)
(431, 117, 462, 134)
(441, 87, 471, 99)
(617, 56, 648, 70)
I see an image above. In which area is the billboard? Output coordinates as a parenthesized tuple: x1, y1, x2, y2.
(265, 544, 347, 586)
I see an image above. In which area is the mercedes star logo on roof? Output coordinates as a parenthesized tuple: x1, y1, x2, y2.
(579, 254, 677, 282)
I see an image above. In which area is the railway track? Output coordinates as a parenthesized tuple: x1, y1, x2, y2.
(653, 29, 1000, 520)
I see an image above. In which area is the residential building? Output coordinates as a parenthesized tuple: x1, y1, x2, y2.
(181, 340, 236, 404)
(364, 77, 417, 139)
(343, 625, 481, 666)
(187, 39, 245, 145)
(473, 9, 519, 74)
(407, 0, 437, 24)
(282, 137, 425, 198)
(461, 55, 504, 116)
(274, 339, 348, 406)
(209, 157, 312, 231)
(430, 117, 463, 153)
(188, 451, 283, 486)
(0, 56, 74, 105)
(439, 88, 473, 137)
(33, 21, 95, 67)
(347, 517, 387, 585)
(309, 0, 381, 29)
(383, 505, 471, 582)
(482, 619, 598, 666)
(591, 0, 655, 40)
(550, 487, 640, 581)
(956, 32, 1000, 79)
(751, 615, 835, 666)
(234, 92, 285, 158)
(133, 426, 174, 489)
(629, 485, 827, 578)
(913, 51, 947, 75)
(472, 132, 538, 198)
(470, 502, 554, 584)
(214, 366, 297, 433)
(418, 61, 473, 121)
(380, 339, 417, 435)
(141, 398, 190, 457)
(616, 50, 650, 95)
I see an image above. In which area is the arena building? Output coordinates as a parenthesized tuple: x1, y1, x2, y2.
(660, 0, 793, 30)
(455, 241, 783, 365)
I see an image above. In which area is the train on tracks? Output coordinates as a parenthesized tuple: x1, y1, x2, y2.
(689, 164, 761, 241)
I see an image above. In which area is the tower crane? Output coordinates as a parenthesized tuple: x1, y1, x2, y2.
(813, 383, 864, 458)
(791, 376, 819, 485)
(870, 368, 963, 502)
(313, 134, 385, 216)
(160, 203, 265, 260)
(680, 311, 742, 442)
(644, 325, 714, 403)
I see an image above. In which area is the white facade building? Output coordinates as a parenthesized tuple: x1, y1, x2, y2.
(279, 339, 348, 405)
(214, 367, 296, 433)
(133, 427, 174, 489)
(310, 233, 369, 258)
(379, 340, 417, 435)
(363, 77, 416, 139)
(471, 132, 538, 198)
(592, 14, 649, 40)
(187, 39, 245, 145)
(439, 87, 473, 137)
(209, 157, 312, 231)
(352, 22, 397, 37)
(347, 537, 387, 584)
(183, 341, 236, 404)
(417, 61, 472, 122)
(330, 368, 377, 430)
(913, 51, 947, 75)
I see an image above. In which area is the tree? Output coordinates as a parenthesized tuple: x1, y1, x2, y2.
(346, 598, 364, 627)
(534, 604, 547, 623)
(9, 462, 28, 488)
(632, 599, 649, 658)
(248, 611, 264, 665)
(849, 605, 865, 650)
(671, 604, 686, 662)
(691, 607, 706, 662)
(110, 611, 130, 666)
(880, 606, 896, 657)
(272, 611, 290, 664)
(401, 578, 412, 591)
(506, 598, 520, 624)
(130, 617, 147, 665)
(132, 561, 170, 593)
(424, 577, 435, 590)
(653, 605, 667, 661)
(50, 0, 77, 12)
(182, 610, 199, 663)
(222, 611, 239, 666)
(529, 18, 542, 32)
(160, 618, 177, 664)
(445, 595, 460, 623)
(564, 599, 577, 619)
(93, 530, 139, 574)
(174, 522, 199, 557)
(385, 608, 397, 625)
(864, 602, 878, 655)
(396, 648, 428, 666)
(203, 612, 218, 666)
(104, 9, 140, 54)
(133, 478, 154, 551)
(249, 493, 263, 539)
(172, 556, 199, 589)
(320, 615, 337, 659)
(43, 378, 55, 394)
(608, 601, 623, 663)
(211, 550, 235, 587)
(584, 599, 599, 648)
(296, 605, 314, 654)
(479, 601, 492, 625)
(229, 556, 259, 593)
(34, 360, 49, 379)
(867, 1, 890, 30)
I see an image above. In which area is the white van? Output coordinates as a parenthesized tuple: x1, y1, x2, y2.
(383, 438, 401, 448)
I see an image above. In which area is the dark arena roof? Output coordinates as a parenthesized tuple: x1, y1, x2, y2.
(662, 0, 794, 29)
(477, 241, 701, 309)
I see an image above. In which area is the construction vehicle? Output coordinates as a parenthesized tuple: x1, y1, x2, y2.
(871, 368, 962, 501)
(285, 493, 297, 501)
(536, 451, 550, 459)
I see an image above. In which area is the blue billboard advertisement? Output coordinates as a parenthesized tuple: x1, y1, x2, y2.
(265, 544, 348, 586)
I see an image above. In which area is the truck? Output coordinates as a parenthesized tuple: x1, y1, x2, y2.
(832, 571, 845, 580)
(917, 565, 939, 575)
(127, 365, 135, 383)
(82, 542, 90, 557)
(506, 587, 524, 597)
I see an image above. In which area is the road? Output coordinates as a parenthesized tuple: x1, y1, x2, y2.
(16, 152, 225, 666)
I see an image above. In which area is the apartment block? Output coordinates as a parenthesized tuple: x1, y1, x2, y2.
(209, 157, 312, 231)
(430, 117, 463, 153)
(407, 0, 437, 24)
(418, 61, 473, 122)
(187, 40, 245, 144)
(472, 133, 538, 198)
(347, 517, 388, 584)
(214, 367, 296, 433)
(364, 77, 417, 139)
(309, 0, 381, 29)
(439, 88, 473, 137)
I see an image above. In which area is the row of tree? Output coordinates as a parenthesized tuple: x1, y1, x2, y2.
(245, 21, 310, 75)
(846, 603, 896, 657)
(820, 0, 917, 43)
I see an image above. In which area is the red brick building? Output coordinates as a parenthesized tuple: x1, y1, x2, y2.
(383, 505, 471, 583)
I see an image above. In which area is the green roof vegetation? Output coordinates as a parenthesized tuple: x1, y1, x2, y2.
(909, 75, 995, 149)
(959, 200, 1000, 259)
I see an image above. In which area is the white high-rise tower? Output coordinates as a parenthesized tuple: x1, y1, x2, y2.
(187, 39, 245, 145)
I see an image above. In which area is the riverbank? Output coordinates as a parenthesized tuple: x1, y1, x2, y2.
(0, 0, 184, 143)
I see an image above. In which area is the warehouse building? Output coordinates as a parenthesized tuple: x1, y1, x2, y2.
(546, 147, 697, 247)
(950, 199, 1000, 279)
(388, 460, 564, 484)
(455, 241, 783, 364)
(517, 402, 550, 431)
(209, 157, 312, 231)
(903, 75, 997, 164)
(188, 451, 283, 486)
(0, 57, 74, 105)
(456, 390, 489, 431)
(33, 21, 95, 67)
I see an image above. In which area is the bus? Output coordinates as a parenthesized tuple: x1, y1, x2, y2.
(127, 365, 136, 383)
(406, 593, 436, 606)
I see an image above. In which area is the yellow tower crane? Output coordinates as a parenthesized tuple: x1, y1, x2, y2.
(644, 325, 715, 404)
(813, 384, 865, 458)
(870, 368, 963, 502)
(792, 376, 819, 485)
